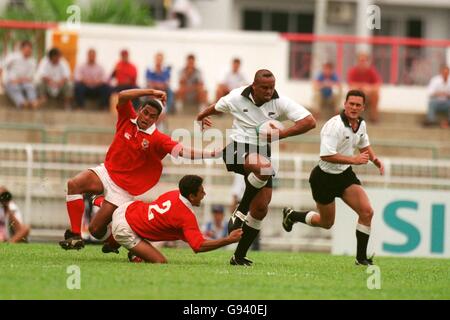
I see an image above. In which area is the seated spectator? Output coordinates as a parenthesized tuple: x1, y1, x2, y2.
(74, 49, 110, 110)
(347, 52, 382, 123)
(36, 48, 73, 110)
(146, 52, 174, 114)
(0, 40, 39, 109)
(424, 65, 450, 128)
(313, 62, 342, 119)
(176, 54, 207, 112)
(215, 57, 248, 102)
(0, 186, 30, 243)
(109, 49, 138, 112)
(202, 204, 228, 240)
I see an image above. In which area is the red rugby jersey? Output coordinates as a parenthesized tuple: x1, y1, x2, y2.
(125, 190, 205, 252)
(104, 101, 179, 195)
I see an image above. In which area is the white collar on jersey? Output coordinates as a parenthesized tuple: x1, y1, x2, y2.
(130, 118, 156, 135)
(179, 194, 194, 213)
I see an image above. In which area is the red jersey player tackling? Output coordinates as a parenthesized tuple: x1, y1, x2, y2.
(60, 89, 220, 251)
(112, 175, 242, 263)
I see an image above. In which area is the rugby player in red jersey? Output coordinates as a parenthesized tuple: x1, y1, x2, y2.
(112, 175, 242, 263)
(60, 89, 220, 251)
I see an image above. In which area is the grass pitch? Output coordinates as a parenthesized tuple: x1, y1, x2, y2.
(0, 243, 449, 300)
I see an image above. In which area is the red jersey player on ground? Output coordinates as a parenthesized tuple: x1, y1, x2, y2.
(112, 175, 243, 263)
(60, 89, 220, 251)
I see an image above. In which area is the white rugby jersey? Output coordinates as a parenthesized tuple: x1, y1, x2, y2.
(215, 86, 311, 145)
(319, 111, 370, 174)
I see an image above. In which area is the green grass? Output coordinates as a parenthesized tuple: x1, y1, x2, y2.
(0, 243, 449, 300)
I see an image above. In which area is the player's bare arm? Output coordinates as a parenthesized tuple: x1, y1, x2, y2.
(196, 103, 223, 130)
(173, 145, 222, 159)
(276, 115, 316, 141)
(195, 229, 243, 253)
(321, 151, 370, 165)
(118, 88, 167, 105)
(359, 145, 384, 175)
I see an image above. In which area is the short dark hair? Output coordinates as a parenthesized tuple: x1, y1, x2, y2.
(179, 175, 203, 199)
(254, 69, 275, 82)
(187, 54, 195, 60)
(140, 99, 163, 115)
(0, 191, 12, 202)
(20, 40, 32, 48)
(48, 48, 61, 59)
(346, 89, 366, 104)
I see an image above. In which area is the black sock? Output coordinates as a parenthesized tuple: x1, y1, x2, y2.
(289, 210, 310, 223)
(234, 222, 259, 259)
(356, 230, 370, 260)
(236, 177, 261, 216)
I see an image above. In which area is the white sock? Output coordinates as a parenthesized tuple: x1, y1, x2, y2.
(245, 214, 262, 230)
(356, 223, 371, 235)
(305, 211, 319, 226)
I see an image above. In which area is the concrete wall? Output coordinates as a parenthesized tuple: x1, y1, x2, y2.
(48, 23, 433, 113)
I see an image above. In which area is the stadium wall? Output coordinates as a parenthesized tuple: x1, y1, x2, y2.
(46, 23, 436, 113)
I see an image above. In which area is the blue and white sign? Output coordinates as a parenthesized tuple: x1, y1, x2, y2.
(332, 189, 450, 258)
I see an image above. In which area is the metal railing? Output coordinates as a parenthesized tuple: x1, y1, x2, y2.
(283, 33, 450, 86)
(2, 143, 450, 231)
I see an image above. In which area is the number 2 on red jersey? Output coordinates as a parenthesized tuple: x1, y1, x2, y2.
(148, 200, 171, 221)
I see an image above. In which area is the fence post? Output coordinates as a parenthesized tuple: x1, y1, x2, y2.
(25, 144, 33, 225)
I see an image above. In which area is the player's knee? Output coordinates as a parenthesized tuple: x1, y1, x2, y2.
(67, 178, 79, 194)
(361, 207, 374, 222)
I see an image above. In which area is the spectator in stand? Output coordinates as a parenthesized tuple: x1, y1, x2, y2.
(109, 49, 139, 112)
(176, 54, 207, 112)
(313, 62, 342, 119)
(0, 186, 30, 243)
(146, 52, 174, 114)
(347, 52, 382, 123)
(36, 48, 73, 110)
(0, 40, 39, 109)
(202, 204, 228, 240)
(423, 65, 450, 128)
(74, 49, 110, 110)
(215, 57, 248, 102)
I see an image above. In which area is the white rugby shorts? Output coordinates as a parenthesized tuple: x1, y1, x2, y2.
(89, 164, 156, 206)
(111, 201, 142, 249)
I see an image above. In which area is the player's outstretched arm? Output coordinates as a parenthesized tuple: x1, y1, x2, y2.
(196, 103, 223, 130)
(195, 229, 242, 253)
(175, 145, 222, 160)
(118, 88, 167, 106)
(278, 114, 316, 140)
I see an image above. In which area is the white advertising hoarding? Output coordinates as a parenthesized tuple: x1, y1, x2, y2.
(332, 189, 450, 258)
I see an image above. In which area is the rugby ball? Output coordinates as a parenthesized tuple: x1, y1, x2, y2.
(256, 119, 285, 142)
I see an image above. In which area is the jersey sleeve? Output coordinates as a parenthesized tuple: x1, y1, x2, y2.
(320, 120, 341, 157)
(278, 96, 311, 122)
(182, 214, 205, 252)
(158, 133, 181, 156)
(357, 122, 370, 149)
(116, 101, 136, 129)
(214, 95, 231, 113)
